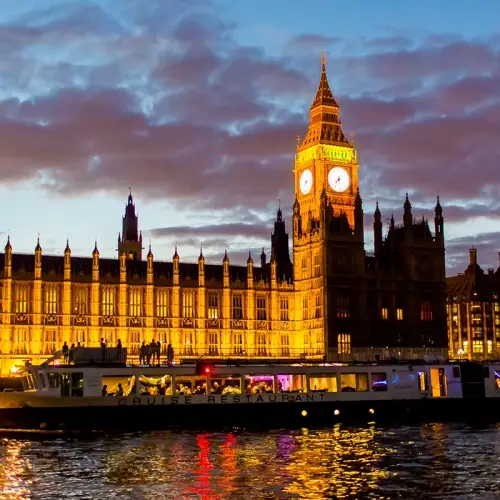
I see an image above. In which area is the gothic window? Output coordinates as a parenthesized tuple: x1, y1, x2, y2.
(314, 254, 321, 277)
(233, 332, 243, 355)
(182, 291, 195, 318)
(302, 297, 309, 320)
(280, 333, 290, 356)
(156, 289, 170, 317)
(397, 308, 404, 320)
(381, 307, 389, 320)
(256, 296, 267, 320)
(102, 288, 115, 316)
(257, 333, 267, 356)
(336, 295, 350, 318)
(129, 288, 142, 317)
(280, 297, 289, 321)
(129, 331, 141, 355)
(43, 329, 57, 355)
(73, 286, 88, 315)
(420, 302, 432, 321)
(232, 295, 243, 320)
(208, 292, 219, 319)
(315, 294, 321, 319)
(14, 285, 29, 314)
(44, 285, 58, 315)
(208, 332, 219, 356)
(301, 257, 307, 279)
(337, 333, 351, 354)
(13, 328, 30, 354)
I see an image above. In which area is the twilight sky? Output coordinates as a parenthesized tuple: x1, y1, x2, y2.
(1, 0, 500, 274)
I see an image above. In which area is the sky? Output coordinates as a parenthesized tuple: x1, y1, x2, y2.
(1, 0, 500, 274)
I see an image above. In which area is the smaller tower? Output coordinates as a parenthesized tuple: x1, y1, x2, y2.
(118, 189, 143, 260)
(271, 201, 292, 278)
(198, 245, 205, 288)
(4, 236, 12, 279)
(34, 236, 42, 280)
(92, 241, 99, 282)
(223, 249, 230, 288)
(373, 200, 383, 254)
(403, 193, 412, 228)
(260, 247, 266, 268)
(64, 239, 71, 281)
(173, 246, 180, 286)
(292, 195, 301, 239)
(434, 196, 444, 247)
(247, 251, 254, 288)
(147, 243, 154, 285)
(354, 188, 364, 241)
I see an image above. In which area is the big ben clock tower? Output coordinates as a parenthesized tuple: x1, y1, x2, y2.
(292, 55, 365, 360)
(294, 54, 359, 224)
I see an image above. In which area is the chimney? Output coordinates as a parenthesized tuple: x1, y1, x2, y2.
(469, 247, 477, 265)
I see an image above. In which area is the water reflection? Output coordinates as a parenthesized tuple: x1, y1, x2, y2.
(0, 424, 499, 498)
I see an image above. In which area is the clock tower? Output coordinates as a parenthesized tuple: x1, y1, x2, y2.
(294, 54, 359, 225)
(293, 55, 365, 359)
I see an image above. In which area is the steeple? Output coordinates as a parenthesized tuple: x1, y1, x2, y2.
(403, 192, 412, 227)
(118, 189, 142, 260)
(298, 53, 349, 151)
(374, 200, 383, 254)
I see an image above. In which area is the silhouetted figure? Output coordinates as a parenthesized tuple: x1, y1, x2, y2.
(62, 342, 69, 363)
(116, 339, 122, 362)
(102, 384, 108, 397)
(116, 383, 124, 396)
(156, 341, 161, 365)
(69, 343, 75, 364)
(167, 343, 174, 366)
(139, 342, 146, 365)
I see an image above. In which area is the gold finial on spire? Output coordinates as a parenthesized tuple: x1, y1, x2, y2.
(321, 51, 326, 70)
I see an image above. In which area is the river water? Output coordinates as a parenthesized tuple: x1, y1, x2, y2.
(0, 423, 499, 499)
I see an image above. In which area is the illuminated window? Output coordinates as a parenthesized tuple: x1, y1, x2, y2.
(233, 332, 243, 355)
(420, 302, 432, 321)
(14, 285, 28, 314)
(102, 288, 115, 316)
(337, 295, 349, 318)
(472, 340, 483, 354)
(208, 332, 219, 356)
(44, 285, 58, 315)
(338, 333, 351, 354)
(13, 328, 30, 354)
(381, 307, 388, 320)
(156, 289, 169, 317)
(463, 341, 469, 353)
(232, 295, 243, 320)
(73, 286, 88, 315)
(43, 329, 56, 355)
(257, 333, 267, 355)
(208, 292, 219, 319)
(315, 294, 321, 319)
(280, 297, 289, 321)
(314, 254, 321, 277)
(301, 257, 307, 279)
(487, 340, 493, 354)
(397, 308, 404, 320)
(182, 291, 195, 318)
(129, 288, 142, 317)
(280, 334, 290, 356)
(256, 296, 267, 320)
(495, 303, 500, 313)
(302, 297, 309, 320)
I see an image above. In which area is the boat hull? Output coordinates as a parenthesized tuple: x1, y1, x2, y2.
(0, 397, 497, 431)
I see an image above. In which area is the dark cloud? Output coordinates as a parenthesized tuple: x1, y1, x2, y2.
(447, 232, 500, 274)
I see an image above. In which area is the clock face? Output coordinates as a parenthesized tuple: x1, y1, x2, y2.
(299, 169, 313, 195)
(328, 167, 350, 193)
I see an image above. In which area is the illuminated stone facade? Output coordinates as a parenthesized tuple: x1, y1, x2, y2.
(447, 248, 500, 359)
(0, 58, 448, 374)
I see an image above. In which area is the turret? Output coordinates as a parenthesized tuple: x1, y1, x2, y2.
(198, 245, 205, 287)
(434, 196, 444, 246)
(260, 247, 266, 268)
(147, 243, 154, 285)
(373, 200, 382, 254)
(247, 251, 254, 287)
(34, 236, 42, 280)
(92, 241, 99, 282)
(292, 195, 301, 238)
(118, 189, 142, 260)
(271, 201, 292, 278)
(223, 249, 230, 288)
(403, 192, 412, 228)
(4, 236, 12, 279)
(173, 246, 179, 286)
(64, 239, 71, 281)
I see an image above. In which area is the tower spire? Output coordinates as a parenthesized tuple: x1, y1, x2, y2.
(311, 52, 338, 110)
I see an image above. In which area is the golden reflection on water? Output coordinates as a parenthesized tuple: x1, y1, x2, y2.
(0, 439, 32, 499)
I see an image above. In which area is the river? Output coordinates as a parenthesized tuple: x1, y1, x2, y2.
(0, 423, 499, 499)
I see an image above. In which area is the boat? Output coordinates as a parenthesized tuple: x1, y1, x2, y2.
(0, 348, 498, 431)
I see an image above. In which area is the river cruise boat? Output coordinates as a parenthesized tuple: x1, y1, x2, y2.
(0, 348, 499, 431)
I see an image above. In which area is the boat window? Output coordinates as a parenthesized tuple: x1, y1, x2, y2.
(61, 374, 70, 396)
(39, 372, 47, 389)
(371, 372, 388, 392)
(418, 371, 428, 391)
(139, 374, 172, 396)
(430, 368, 447, 397)
(277, 374, 307, 393)
(175, 377, 195, 395)
(340, 373, 369, 392)
(209, 377, 241, 395)
(105, 375, 136, 396)
(244, 375, 274, 394)
(309, 375, 337, 393)
(71, 373, 84, 397)
(48, 372, 60, 389)
(494, 370, 500, 389)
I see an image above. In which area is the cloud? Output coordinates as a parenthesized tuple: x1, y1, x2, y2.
(447, 231, 500, 274)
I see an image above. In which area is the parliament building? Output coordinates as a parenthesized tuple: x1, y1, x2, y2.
(0, 59, 448, 374)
